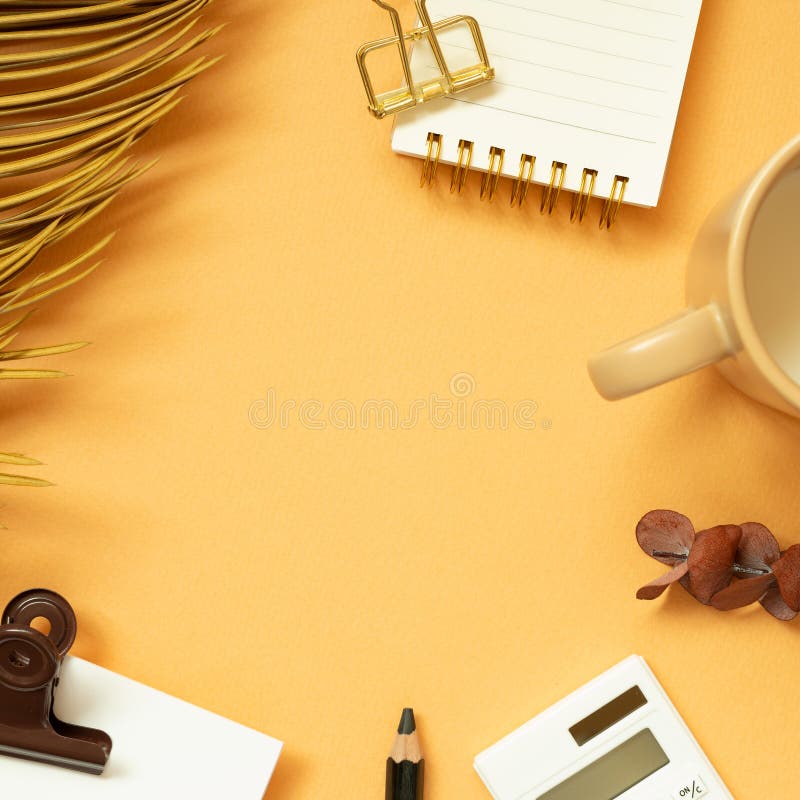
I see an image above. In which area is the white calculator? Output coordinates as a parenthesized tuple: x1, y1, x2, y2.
(474, 655, 733, 800)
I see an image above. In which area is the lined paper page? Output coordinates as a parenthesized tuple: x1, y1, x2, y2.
(392, 0, 703, 206)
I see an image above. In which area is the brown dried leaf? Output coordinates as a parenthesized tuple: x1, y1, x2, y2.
(687, 525, 742, 605)
(636, 510, 695, 565)
(737, 522, 781, 570)
(772, 544, 800, 612)
(636, 562, 689, 600)
(761, 585, 799, 621)
(711, 573, 775, 611)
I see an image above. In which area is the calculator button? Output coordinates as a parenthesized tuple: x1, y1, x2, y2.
(672, 776, 708, 799)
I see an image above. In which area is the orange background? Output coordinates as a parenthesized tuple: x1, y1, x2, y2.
(3, 2, 800, 797)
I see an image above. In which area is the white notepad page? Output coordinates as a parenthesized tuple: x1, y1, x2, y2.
(0, 657, 282, 799)
(392, 0, 703, 206)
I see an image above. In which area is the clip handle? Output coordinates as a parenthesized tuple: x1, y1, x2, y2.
(371, 0, 416, 93)
(3, 589, 77, 658)
(414, 0, 454, 85)
(0, 624, 60, 691)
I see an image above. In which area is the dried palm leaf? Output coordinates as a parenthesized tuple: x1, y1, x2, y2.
(0, 0, 221, 487)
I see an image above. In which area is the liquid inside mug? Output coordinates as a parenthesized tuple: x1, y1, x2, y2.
(588, 133, 800, 417)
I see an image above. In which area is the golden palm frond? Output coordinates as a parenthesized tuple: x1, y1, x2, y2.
(0, 451, 50, 487)
(1, 0, 221, 486)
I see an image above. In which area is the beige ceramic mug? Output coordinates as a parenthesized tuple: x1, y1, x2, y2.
(588, 133, 800, 417)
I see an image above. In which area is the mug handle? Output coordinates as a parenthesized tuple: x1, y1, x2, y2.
(587, 304, 737, 400)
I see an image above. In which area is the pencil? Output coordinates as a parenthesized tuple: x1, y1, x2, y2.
(386, 708, 424, 800)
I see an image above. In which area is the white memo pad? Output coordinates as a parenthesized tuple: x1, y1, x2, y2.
(0, 657, 283, 799)
(392, 0, 703, 206)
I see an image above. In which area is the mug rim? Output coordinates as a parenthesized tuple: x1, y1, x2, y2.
(728, 132, 800, 410)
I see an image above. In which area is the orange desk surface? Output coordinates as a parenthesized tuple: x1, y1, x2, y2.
(2, 2, 800, 798)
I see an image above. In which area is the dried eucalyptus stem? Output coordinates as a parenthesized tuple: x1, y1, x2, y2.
(0, 0, 221, 487)
(636, 510, 800, 621)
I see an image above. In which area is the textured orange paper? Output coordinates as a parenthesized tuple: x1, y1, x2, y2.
(2, 3, 800, 798)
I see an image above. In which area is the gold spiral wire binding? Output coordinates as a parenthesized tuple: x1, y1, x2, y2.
(570, 168, 598, 224)
(599, 175, 629, 229)
(510, 153, 535, 208)
(420, 132, 443, 188)
(540, 161, 566, 215)
(450, 139, 474, 194)
(480, 146, 505, 202)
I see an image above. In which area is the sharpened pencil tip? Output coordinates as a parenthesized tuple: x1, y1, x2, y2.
(398, 708, 416, 735)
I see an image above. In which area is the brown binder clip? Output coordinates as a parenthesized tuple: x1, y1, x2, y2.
(0, 589, 111, 774)
(357, 0, 494, 119)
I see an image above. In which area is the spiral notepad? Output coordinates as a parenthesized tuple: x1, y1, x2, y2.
(392, 0, 703, 226)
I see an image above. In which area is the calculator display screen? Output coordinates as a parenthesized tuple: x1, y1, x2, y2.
(538, 728, 669, 800)
(570, 686, 648, 746)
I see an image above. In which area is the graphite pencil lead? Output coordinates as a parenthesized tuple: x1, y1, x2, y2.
(398, 708, 416, 735)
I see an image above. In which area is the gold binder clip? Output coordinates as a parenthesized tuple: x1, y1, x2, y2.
(570, 168, 598, 223)
(357, 0, 495, 119)
(540, 161, 567, 215)
(599, 175, 629, 229)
